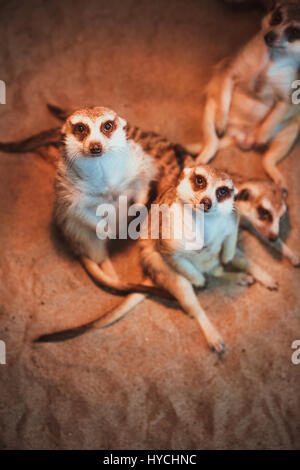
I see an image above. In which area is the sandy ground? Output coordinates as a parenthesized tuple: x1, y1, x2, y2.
(0, 0, 299, 450)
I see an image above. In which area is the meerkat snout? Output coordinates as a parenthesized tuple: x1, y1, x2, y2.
(89, 142, 102, 155)
(268, 232, 279, 242)
(200, 196, 212, 212)
(264, 31, 277, 46)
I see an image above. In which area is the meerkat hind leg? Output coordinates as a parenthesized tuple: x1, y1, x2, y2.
(262, 120, 299, 189)
(197, 99, 220, 164)
(158, 270, 225, 358)
(101, 257, 119, 280)
(231, 249, 278, 291)
(212, 265, 255, 287)
(168, 257, 206, 287)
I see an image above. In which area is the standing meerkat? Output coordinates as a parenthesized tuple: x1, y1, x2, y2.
(0, 105, 191, 297)
(196, 0, 300, 189)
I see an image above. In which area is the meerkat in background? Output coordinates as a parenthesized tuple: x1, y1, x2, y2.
(197, 1, 300, 189)
(233, 172, 300, 266)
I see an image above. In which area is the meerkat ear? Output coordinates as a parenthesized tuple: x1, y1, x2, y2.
(235, 188, 251, 201)
(119, 117, 127, 128)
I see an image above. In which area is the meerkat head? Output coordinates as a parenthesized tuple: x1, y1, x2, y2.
(262, 1, 300, 58)
(176, 165, 237, 216)
(61, 106, 127, 160)
(235, 179, 287, 242)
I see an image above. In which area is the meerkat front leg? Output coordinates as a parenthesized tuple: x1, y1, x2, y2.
(215, 74, 235, 138)
(231, 248, 278, 290)
(197, 75, 234, 164)
(221, 220, 239, 265)
(166, 256, 206, 287)
(262, 119, 299, 189)
(197, 99, 220, 164)
(254, 101, 291, 148)
(268, 238, 300, 267)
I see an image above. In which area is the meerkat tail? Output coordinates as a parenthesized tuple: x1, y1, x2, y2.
(47, 103, 70, 122)
(93, 293, 147, 329)
(34, 292, 148, 343)
(92, 276, 155, 328)
(0, 127, 62, 154)
(81, 256, 173, 299)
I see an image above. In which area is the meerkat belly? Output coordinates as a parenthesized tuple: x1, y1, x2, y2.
(61, 194, 114, 262)
(192, 215, 234, 274)
(228, 60, 296, 135)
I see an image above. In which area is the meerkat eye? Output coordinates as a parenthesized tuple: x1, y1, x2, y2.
(72, 122, 89, 140)
(74, 123, 86, 133)
(285, 26, 300, 42)
(194, 174, 207, 189)
(270, 9, 282, 26)
(257, 206, 273, 222)
(102, 121, 115, 133)
(216, 186, 231, 202)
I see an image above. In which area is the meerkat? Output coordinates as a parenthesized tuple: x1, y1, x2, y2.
(233, 172, 300, 266)
(37, 166, 279, 356)
(196, 0, 300, 190)
(0, 105, 193, 298)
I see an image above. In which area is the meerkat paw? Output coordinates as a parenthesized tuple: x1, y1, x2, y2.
(258, 273, 278, 291)
(192, 276, 206, 288)
(291, 256, 300, 268)
(237, 133, 254, 151)
(254, 128, 272, 149)
(215, 116, 227, 139)
(237, 273, 256, 287)
(264, 276, 279, 290)
(207, 329, 226, 360)
(273, 174, 288, 193)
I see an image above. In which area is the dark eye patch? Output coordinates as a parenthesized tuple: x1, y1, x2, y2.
(257, 206, 273, 223)
(235, 188, 250, 201)
(101, 120, 116, 135)
(270, 9, 282, 26)
(72, 122, 90, 141)
(190, 173, 207, 191)
(216, 186, 232, 202)
(285, 26, 300, 42)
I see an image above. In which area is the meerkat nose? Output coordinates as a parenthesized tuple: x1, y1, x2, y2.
(200, 197, 212, 212)
(89, 142, 102, 155)
(264, 31, 277, 46)
(268, 232, 278, 242)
